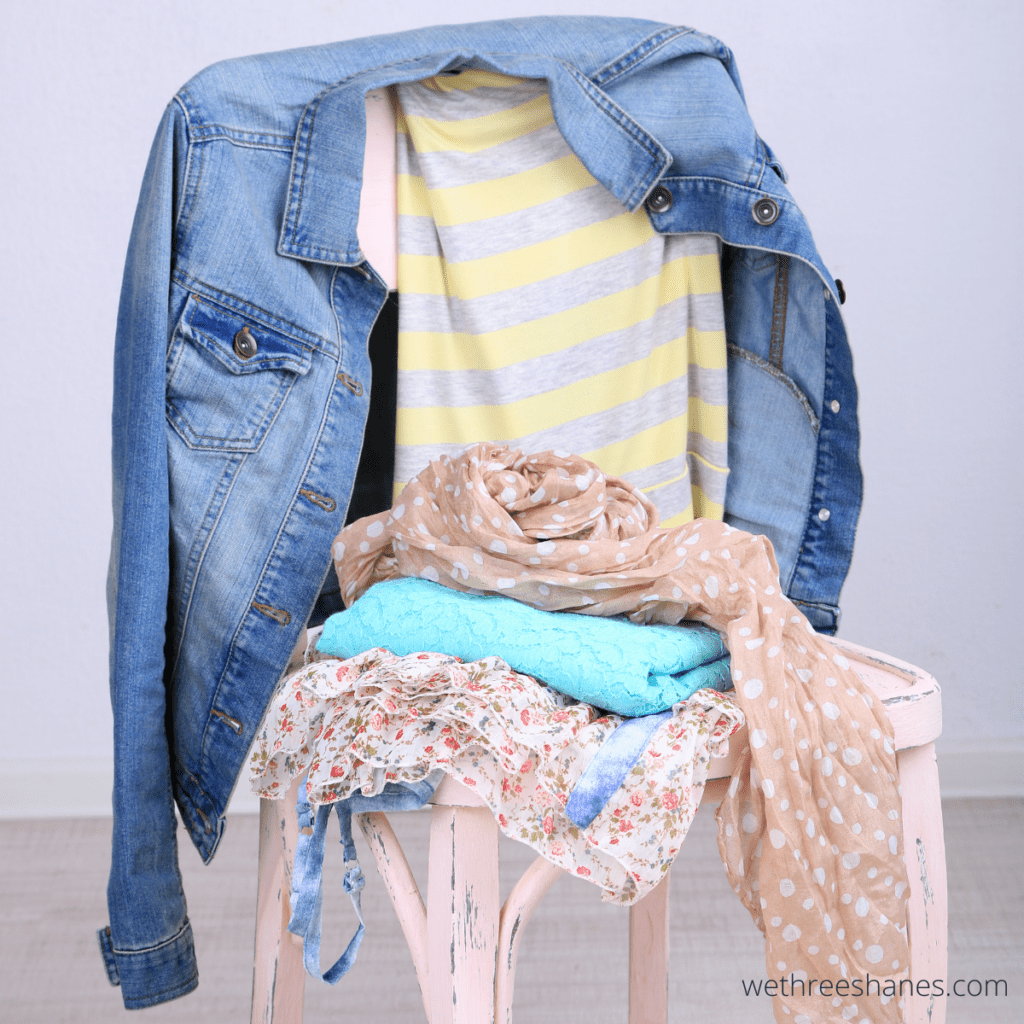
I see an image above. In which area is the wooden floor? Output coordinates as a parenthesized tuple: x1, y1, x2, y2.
(1, 799, 1020, 1023)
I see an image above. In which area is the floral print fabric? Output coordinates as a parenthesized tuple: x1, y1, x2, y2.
(250, 647, 743, 905)
(326, 443, 912, 1024)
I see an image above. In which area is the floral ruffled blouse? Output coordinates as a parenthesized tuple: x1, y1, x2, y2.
(250, 644, 743, 905)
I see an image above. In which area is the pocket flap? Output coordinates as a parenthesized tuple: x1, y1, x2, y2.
(183, 297, 312, 376)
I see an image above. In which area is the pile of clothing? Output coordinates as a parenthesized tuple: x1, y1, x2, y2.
(251, 444, 911, 1022)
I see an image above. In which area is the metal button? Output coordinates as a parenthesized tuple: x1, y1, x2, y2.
(830, 399, 841, 414)
(752, 197, 779, 226)
(233, 326, 257, 360)
(817, 508, 831, 522)
(824, 287, 832, 302)
(835, 279, 846, 304)
(646, 185, 673, 214)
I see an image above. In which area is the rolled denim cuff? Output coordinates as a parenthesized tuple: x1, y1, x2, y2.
(97, 918, 199, 1009)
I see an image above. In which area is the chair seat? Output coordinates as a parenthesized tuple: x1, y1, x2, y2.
(252, 638, 946, 1024)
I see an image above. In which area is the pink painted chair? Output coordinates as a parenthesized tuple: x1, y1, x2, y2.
(250, 92, 947, 1024)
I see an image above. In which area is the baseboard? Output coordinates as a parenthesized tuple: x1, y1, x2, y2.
(1, 741, 1020, 819)
(934, 738, 1024, 798)
(0, 757, 262, 820)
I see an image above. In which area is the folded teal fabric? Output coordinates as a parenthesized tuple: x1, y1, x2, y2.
(317, 577, 732, 717)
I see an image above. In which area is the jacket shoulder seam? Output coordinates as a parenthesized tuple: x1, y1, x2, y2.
(170, 94, 193, 241)
(186, 123, 294, 150)
(172, 91, 206, 248)
(591, 26, 694, 86)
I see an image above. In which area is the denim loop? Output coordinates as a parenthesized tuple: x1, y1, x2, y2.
(288, 788, 366, 985)
(287, 775, 440, 984)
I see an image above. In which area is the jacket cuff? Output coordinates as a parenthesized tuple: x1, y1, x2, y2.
(97, 919, 199, 1009)
(791, 598, 840, 635)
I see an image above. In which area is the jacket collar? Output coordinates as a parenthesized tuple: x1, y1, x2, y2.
(277, 50, 671, 266)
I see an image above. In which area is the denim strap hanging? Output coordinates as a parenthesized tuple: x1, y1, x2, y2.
(288, 789, 365, 984)
(564, 710, 673, 827)
(287, 775, 441, 984)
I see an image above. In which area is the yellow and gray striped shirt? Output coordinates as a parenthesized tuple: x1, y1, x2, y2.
(394, 71, 727, 527)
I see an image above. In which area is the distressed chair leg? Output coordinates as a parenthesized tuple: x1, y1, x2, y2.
(628, 869, 670, 1024)
(495, 855, 565, 1024)
(251, 777, 305, 1024)
(358, 811, 431, 1021)
(897, 743, 947, 1024)
(427, 804, 500, 1024)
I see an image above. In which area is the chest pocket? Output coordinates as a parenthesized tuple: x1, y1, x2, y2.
(166, 294, 313, 452)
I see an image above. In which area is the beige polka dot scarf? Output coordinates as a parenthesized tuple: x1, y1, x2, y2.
(334, 444, 911, 1023)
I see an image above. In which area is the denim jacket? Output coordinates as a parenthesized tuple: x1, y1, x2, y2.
(99, 16, 860, 1008)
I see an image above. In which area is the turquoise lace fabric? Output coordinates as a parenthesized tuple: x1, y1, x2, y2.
(317, 577, 731, 717)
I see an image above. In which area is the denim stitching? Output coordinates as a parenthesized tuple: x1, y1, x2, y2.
(170, 95, 193, 241)
(171, 274, 334, 351)
(188, 122, 294, 144)
(166, 453, 245, 684)
(769, 255, 790, 369)
(557, 63, 667, 208)
(287, 94, 320, 248)
(279, 77, 341, 253)
(286, 55, 435, 248)
(165, 355, 295, 449)
(207, 317, 347, 789)
(109, 919, 195, 957)
(563, 62, 663, 157)
(199, 136, 293, 154)
(727, 343, 818, 433)
(172, 94, 206, 248)
(328, 266, 345, 356)
(176, 87, 202, 125)
(284, 67, 369, 251)
(788, 297, 858, 612)
(285, 49, 673, 244)
(591, 27, 694, 87)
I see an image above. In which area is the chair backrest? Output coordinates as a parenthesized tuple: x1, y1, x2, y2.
(358, 89, 398, 290)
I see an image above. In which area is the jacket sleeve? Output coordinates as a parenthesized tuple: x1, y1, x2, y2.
(97, 97, 200, 1008)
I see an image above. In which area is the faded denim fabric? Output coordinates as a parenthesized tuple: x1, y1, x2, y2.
(288, 777, 439, 984)
(564, 712, 673, 828)
(102, 17, 860, 1007)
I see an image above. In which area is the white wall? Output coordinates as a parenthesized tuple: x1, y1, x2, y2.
(1, 0, 1021, 816)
